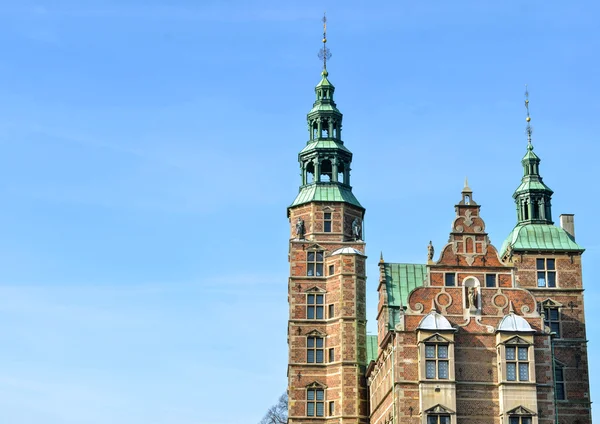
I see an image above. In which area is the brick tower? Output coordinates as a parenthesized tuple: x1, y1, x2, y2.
(499, 90, 592, 423)
(286, 18, 369, 424)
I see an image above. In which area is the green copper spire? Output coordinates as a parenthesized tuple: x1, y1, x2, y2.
(513, 86, 554, 225)
(290, 16, 361, 209)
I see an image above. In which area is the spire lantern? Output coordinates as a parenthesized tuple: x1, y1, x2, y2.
(289, 15, 362, 211)
(512, 86, 554, 225)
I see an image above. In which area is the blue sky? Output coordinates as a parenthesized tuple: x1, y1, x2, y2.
(0, 1, 598, 423)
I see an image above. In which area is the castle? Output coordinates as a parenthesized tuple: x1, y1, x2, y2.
(286, 23, 591, 424)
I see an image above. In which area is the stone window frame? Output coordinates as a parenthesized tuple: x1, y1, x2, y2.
(423, 404, 455, 424)
(306, 330, 326, 364)
(305, 381, 327, 417)
(305, 287, 326, 320)
(324, 212, 332, 232)
(505, 406, 536, 424)
(498, 336, 535, 383)
(444, 272, 456, 287)
(485, 273, 498, 288)
(536, 257, 557, 288)
(418, 334, 455, 381)
(306, 249, 325, 277)
(540, 298, 562, 338)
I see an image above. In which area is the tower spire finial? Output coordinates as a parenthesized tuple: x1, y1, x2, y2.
(318, 13, 332, 75)
(525, 84, 533, 150)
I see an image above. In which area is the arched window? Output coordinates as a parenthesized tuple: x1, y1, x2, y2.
(320, 159, 332, 182)
(306, 162, 315, 184)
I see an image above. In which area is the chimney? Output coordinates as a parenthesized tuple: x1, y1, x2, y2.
(560, 214, 576, 240)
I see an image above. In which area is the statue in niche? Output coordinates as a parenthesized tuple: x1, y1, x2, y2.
(505, 243, 514, 262)
(427, 241, 434, 261)
(468, 286, 478, 311)
(295, 218, 305, 239)
(352, 218, 362, 241)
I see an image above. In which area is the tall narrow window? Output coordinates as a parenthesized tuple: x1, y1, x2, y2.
(307, 388, 324, 417)
(329, 401, 335, 416)
(506, 346, 529, 381)
(329, 348, 334, 363)
(307, 251, 324, 277)
(486, 274, 497, 288)
(543, 306, 561, 337)
(425, 344, 449, 379)
(307, 294, 324, 319)
(324, 213, 332, 232)
(445, 273, 456, 287)
(328, 304, 334, 318)
(307, 336, 324, 363)
(537, 258, 556, 287)
(555, 363, 566, 400)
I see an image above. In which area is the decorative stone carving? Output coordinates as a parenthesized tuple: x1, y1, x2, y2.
(352, 218, 362, 240)
(464, 210, 474, 226)
(295, 217, 305, 239)
(427, 240, 435, 261)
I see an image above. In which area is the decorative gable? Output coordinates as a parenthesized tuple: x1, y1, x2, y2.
(305, 380, 327, 389)
(304, 286, 327, 294)
(305, 329, 327, 337)
(506, 405, 536, 416)
(540, 298, 563, 308)
(424, 404, 455, 414)
(504, 335, 530, 345)
(422, 333, 453, 344)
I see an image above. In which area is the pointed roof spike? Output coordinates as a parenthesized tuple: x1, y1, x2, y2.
(379, 251, 384, 263)
(463, 177, 472, 192)
(509, 300, 515, 313)
(431, 298, 437, 312)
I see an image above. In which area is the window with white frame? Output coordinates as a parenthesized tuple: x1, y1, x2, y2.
(307, 251, 324, 277)
(307, 387, 325, 417)
(425, 343, 449, 379)
(307, 293, 324, 319)
(506, 345, 529, 381)
(543, 305, 561, 337)
(509, 416, 532, 424)
(307, 336, 324, 363)
(427, 415, 450, 424)
(537, 258, 556, 287)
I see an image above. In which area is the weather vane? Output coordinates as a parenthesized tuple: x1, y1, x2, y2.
(525, 84, 533, 146)
(317, 13, 332, 72)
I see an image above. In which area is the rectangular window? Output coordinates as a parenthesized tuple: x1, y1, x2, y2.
(324, 213, 332, 232)
(329, 348, 334, 363)
(307, 388, 324, 417)
(537, 258, 557, 287)
(328, 265, 334, 275)
(424, 344, 449, 379)
(328, 304, 334, 318)
(544, 306, 561, 337)
(307, 251, 324, 277)
(555, 365, 566, 400)
(505, 345, 529, 381)
(307, 336, 324, 363)
(428, 415, 450, 424)
(510, 417, 532, 424)
(445, 273, 456, 287)
(307, 294, 324, 319)
(329, 401, 334, 416)
(486, 274, 497, 287)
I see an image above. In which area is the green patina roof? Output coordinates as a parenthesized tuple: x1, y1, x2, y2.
(300, 139, 350, 154)
(290, 184, 362, 208)
(366, 334, 378, 363)
(500, 224, 584, 256)
(308, 103, 340, 114)
(384, 263, 427, 309)
(316, 74, 333, 87)
(514, 179, 553, 194)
